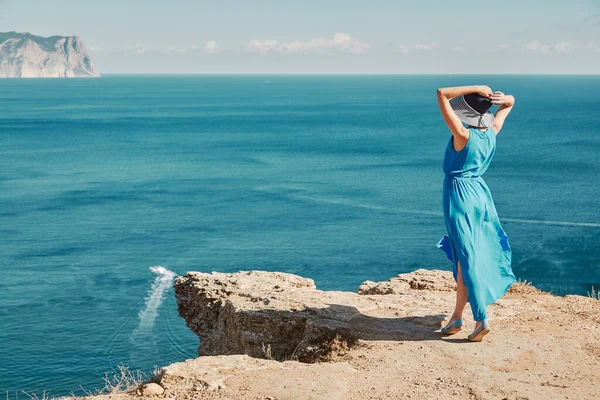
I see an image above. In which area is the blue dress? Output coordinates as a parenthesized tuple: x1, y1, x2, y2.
(437, 127, 516, 321)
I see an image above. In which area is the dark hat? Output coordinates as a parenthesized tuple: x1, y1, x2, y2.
(449, 93, 495, 128)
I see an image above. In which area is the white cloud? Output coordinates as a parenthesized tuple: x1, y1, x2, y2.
(396, 42, 440, 55)
(204, 40, 218, 54)
(499, 43, 509, 49)
(523, 40, 557, 53)
(522, 40, 589, 54)
(167, 45, 188, 54)
(246, 40, 279, 55)
(131, 44, 152, 55)
(245, 33, 369, 55)
(554, 41, 575, 53)
(452, 46, 465, 53)
(524, 40, 543, 52)
(415, 42, 438, 51)
(131, 42, 219, 55)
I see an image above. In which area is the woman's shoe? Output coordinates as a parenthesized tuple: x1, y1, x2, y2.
(467, 319, 491, 342)
(441, 317, 462, 335)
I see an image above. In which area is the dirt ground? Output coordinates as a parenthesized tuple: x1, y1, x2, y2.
(59, 280, 600, 400)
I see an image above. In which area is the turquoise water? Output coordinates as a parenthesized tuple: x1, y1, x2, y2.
(1, 75, 599, 396)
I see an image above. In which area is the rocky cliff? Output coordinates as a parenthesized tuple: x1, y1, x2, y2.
(63, 269, 600, 400)
(0, 32, 99, 78)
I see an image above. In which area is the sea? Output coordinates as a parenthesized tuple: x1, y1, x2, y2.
(1, 75, 599, 396)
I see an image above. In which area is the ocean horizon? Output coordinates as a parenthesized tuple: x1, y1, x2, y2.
(1, 74, 599, 396)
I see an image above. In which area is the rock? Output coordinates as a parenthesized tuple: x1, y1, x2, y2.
(159, 354, 278, 390)
(158, 354, 357, 397)
(0, 31, 99, 78)
(175, 270, 450, 363)
(141, 382, 164, 396)
(60, 268, 600, 400)
(358, 268, 456, 294)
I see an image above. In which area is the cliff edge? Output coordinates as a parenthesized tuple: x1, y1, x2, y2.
(65, 269, 600, 400)
(0, 32, 99, 78)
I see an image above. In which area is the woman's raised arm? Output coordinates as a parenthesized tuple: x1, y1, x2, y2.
(436, 85, 493, 137)
(490, 93, 515, 135)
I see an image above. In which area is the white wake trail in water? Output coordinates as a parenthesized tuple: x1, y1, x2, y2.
(280, 190, 600, 228)
(131, 266, 177, 340)
(501, 217, 600, 228)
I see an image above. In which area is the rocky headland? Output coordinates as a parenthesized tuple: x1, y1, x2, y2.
(63, 269, 599, 400)
(0, 32, 99, 78)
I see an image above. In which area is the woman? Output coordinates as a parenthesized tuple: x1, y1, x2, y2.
(436, 85, 517, 342)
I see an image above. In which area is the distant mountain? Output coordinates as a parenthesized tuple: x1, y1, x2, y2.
(0, 32, 99, 78)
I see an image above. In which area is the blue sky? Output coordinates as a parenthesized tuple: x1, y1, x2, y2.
(1, 0, 598, 73)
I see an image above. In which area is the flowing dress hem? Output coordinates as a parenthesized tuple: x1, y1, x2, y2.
(437, 235, 515, 305)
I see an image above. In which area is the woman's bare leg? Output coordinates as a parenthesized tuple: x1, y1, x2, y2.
(451, 260, 468, 321)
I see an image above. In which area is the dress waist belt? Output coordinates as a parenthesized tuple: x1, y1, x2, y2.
(445, 175, 481, 179)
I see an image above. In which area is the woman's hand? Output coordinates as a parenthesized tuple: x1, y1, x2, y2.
(490, 92, 515, 107)
(490, 91, 505, 105)
(491, 94, 516, 134)
(503, 95, 515, 107)
(477, 85, 494, 98)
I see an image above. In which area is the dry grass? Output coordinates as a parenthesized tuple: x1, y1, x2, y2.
(5, 390, 50, 400)
(260, 340, 306, 362)
(7, 364, 162, 400)
(288, 339, 304, 361)
(68, 364, 156, 400)
(100, 364, 148, 394)
(23, 391, 49, 400)
(508, 279, 544, 295)
(259, 334, 352, 363)
(261, 342, 274, 360)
